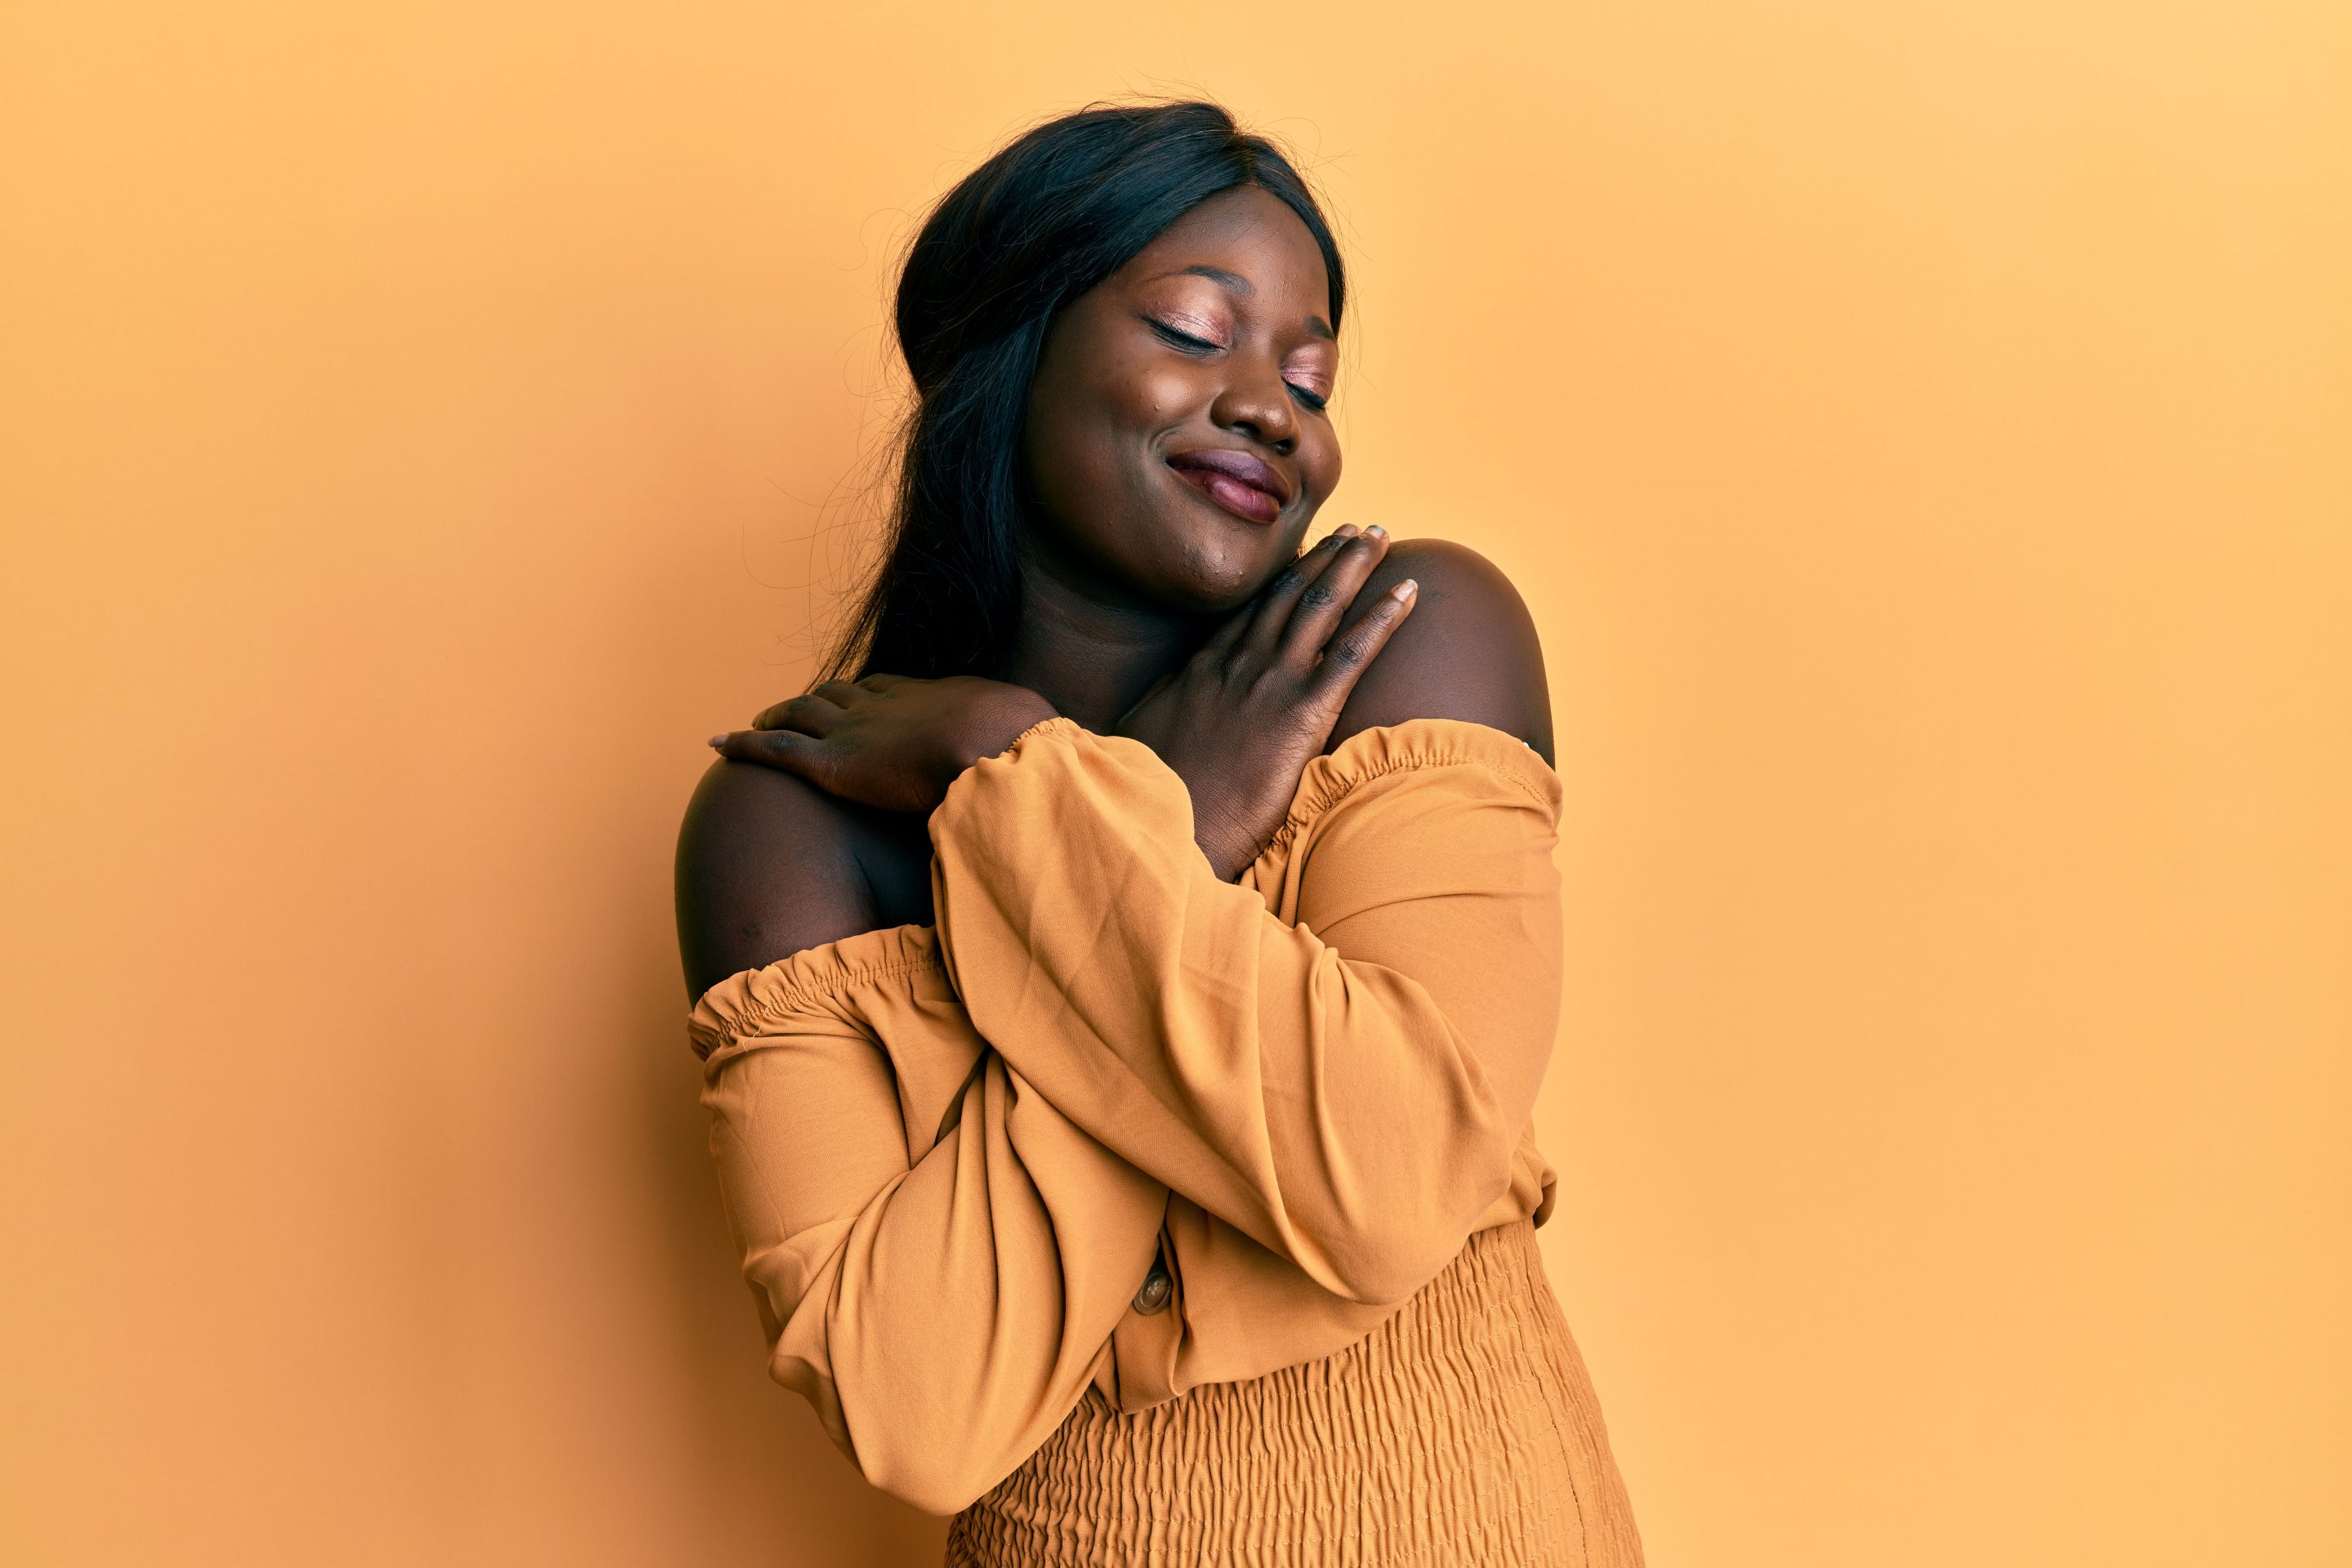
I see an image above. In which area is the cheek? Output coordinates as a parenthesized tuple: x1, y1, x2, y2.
(1088, 354, 1205, 430)
(1049, 361, 1213, 516)
(1026, 375, 1120, 508)
(1300, 429, 1343, 508)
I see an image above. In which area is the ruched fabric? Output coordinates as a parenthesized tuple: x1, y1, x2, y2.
(688, 717, 1639, 1557)
(946, 1219, 1641, 1567)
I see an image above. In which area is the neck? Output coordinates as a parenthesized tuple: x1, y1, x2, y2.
(996, 554, 1210, 733)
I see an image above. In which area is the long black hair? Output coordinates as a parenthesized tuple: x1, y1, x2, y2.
(821, 100, 1347, 682)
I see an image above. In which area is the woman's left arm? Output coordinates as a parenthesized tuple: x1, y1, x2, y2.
(930, 541, 1561, 1308)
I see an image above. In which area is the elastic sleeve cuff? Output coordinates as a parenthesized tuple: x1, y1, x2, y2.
(1004, 712, 1081, 751)
(687, 925, 943, 1061)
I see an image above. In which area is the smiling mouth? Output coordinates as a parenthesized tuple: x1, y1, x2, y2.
(1166, 452, 1287, 524)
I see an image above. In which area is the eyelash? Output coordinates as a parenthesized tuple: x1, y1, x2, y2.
(1148, 319, 1332, 413)
(1149, 319, 1220, 354)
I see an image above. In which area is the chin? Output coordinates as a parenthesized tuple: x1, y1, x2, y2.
(1152, 518, 1303, 609)
(1158, 546, 1288, 612)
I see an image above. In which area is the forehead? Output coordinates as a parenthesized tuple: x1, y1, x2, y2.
(1115, 186, 1333, 319)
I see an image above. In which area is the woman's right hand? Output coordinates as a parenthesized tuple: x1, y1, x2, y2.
(1115, 524, 1417, 881)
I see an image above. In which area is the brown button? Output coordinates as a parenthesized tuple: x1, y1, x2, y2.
(1131, 1260, 1172, 1316)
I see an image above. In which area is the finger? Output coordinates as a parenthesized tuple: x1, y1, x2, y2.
(811, 679, 871, 706)
(1235, 524, 1362, 659)
(1197, 595, 1259, 662)
(1200, 539, 1337, 664)
(1309, 577, 1418, 702)
(855, 672, 912, 690)
(1111, 670, 1178, 731)
(1278, 528, 1392, 663)
(751, 692, 848, 734)
(708, 727, 824, 776)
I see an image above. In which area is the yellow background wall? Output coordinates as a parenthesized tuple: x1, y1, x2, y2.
(4, 3, 2346, 1563)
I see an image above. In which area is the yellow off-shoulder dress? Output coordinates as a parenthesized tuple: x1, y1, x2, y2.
(688, 716, 1642, 1566)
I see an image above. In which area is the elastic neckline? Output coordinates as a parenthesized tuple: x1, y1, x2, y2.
(688, 715, 1560, 1043)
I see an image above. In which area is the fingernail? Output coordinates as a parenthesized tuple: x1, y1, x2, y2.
(1333, 523, 1360, 539)
(1365, 523, 1387, 540)
(1394, 578, 1418, 599)
(707, 734, 728, 749)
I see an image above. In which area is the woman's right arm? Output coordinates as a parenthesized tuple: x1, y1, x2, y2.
(676, 764, 1169, 1515)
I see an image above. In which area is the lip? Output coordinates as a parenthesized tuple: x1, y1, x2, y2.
(1165, 446, 1293, 524)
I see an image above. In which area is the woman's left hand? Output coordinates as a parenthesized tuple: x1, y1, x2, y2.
(709, 674, 1058, 814)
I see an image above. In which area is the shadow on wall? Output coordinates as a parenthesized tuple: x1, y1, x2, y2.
(631, 950, 951, 1566)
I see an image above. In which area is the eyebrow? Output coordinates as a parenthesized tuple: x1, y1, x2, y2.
(1160, 264, 1252, 294)
(1150, 265, 1336, 340)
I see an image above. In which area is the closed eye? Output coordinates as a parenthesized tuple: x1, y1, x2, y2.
(1149, 314, 1330, 410)
(1147, 318, 1220, 354)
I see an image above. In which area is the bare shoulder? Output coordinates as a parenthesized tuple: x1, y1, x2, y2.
(1329, 536, 1555, 765)
(674, 757, 884, 1003)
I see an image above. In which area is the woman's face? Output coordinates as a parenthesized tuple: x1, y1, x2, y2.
(1022, 185, 1343, 613)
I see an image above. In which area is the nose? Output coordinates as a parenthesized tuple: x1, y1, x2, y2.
(1208, 358, 1299, 457)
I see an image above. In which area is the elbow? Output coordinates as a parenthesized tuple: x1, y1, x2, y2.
(855, 1423, 1034, 1517)
(813, 1361, 1042, 1517)
(870, 1456, 997, 1520)
(1312, 1150, 1520, 1307)
(1323, 1258, 1433, 1309)
(767, 1344, 1027, 1517)
(776, 1393, 1000, 1516)
(1314, 1209, 1495, 1307)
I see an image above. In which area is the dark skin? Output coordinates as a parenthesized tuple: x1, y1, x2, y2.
(677, 186, 1553, 1000)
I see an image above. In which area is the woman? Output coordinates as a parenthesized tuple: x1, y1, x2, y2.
(676, 100, 1643, 1566)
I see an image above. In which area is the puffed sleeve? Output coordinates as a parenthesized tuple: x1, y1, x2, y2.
(690, 925, 1168, 1514)
(928, 716, 1564, 1308)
